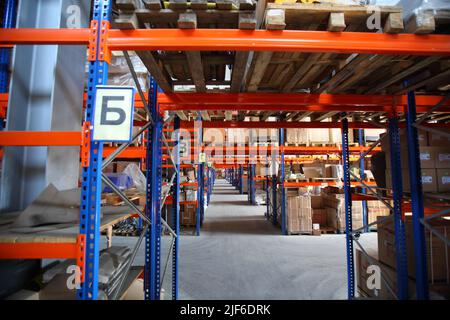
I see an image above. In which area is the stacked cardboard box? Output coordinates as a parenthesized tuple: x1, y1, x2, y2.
(284, 189, 313, 234)
(311, 195, 327, 229)
(382, 129, 450, 193)
(180, 204, 196, 226)
(377, 216, 450, 283)
(367, 200, 391, 229)
(322, 191, 363, 232)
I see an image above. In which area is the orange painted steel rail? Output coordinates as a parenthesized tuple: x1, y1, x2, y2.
(284, 181, 377, 187)
(1, 28, 450, 56)
(0, 131, 81, 146)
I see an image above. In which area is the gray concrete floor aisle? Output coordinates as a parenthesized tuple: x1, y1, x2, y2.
(111, 178, 377, 300)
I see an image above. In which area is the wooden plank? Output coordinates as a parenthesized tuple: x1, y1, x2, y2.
(178, 12, 197, 28)
(383, 12, 404, 34)
(239, 0, 256, 11)
(281, 53, 321, 92)
(216, 0, 237, 10)
(191, 0, 208, 10)
(328, 12, 346, 32)
(225, 111, 233, 121)
(366, 56, 440, 94)
(168, 0, 188, 11)
(239, 12, 256, 29)
(113, 13, 139, 29)
(116, 0, 139, 11)
(142, 0, 163, 10)
(396, 68, 450, 94)
(136, 51, 173, 92)
(246, 51, 274, 92)
(406, 11, 436, 34)
(265, 8, 286, 30)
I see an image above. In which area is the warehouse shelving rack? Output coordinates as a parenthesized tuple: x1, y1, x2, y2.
(0, 0, 450, 301)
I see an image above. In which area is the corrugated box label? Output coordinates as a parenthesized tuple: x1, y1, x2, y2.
(438, 153, 450, 162)
(420, 152, 431, 161)
(421, 176, 432, 184)
(442, 176, 450, 185)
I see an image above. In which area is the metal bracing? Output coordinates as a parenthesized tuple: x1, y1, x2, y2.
(405, 90, 429, 300)
(358, 129, 369, 233)
(77, 0, 111, 301)
(388, 115, 409, 300)
(341, 114, 354, 300)
(196, 115, 203, 236)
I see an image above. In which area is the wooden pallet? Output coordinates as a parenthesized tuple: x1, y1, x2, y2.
(112, 1, 450, 121)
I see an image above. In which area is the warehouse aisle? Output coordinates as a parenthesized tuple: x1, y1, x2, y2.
(111, 179, 377, 300)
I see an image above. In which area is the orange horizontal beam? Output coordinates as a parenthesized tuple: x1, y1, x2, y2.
(103, 146, 145, 158)
(158, 93, 450, 113)
(284, 181, 377, 187)
(2, 28, 449, 56)
(106, 29, 450, 55)
(0, 131, 81, 146)
(0, 241, 79, 259)
(0, 28, 90, 45)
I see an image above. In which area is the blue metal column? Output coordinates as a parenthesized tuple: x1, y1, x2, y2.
(239, 165, 244, 194)
(145, 78, 163, 300)
(196, 116, 203, 236)
(266, 174, 270, 220)
(388, 115, 409, 300)
(359, 129, 369, 233)
(280, 128, 286, 235)
(172, 116, 181, 300)
(78, 0, 111, 301)
(341, 115, 354, 300)
(405, 91, 429, 300)
(272, 173, 277, 225)
(0, 0, 16, 106)
(250, 164, 256, 205)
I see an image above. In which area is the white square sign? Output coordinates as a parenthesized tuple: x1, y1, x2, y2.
(92, 86, 135, 142)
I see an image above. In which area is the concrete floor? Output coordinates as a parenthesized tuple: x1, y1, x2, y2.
(112, 179, 378, 300)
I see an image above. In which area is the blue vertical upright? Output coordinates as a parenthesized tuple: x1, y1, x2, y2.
(405, 91, 429, 300)
(250, 164, 256, 205)
(280, 128, 286, 235)
(0, 0, 16, 99)
(196, 116, 203, 236)
(239, 165, 244, 194)
(341, 115, 354, 300)
(77, 0, 111, 301)
(145, 77, 163, 300)
(172, 116, 181, 300)
(359, 129, 368, 233)
(272, 173, 277, 225)
(388, 115, 409, 300)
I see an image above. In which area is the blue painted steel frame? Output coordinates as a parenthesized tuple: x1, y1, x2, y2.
(388, 116, 409, 300)
(272, 174, 277, 225)
(405, 91, 429, 300)
(77, 0, 111, 301)
(196, 116, 203, 236)
(0, 0, 16, 95)
(341, 115, 354, 300)
(266, 174, 270, 220)
(172, 116, 181, 300)
(250, 164, 256, 205)
(239, 165, 244, 194)
(359, 129, 368, 233)
(145, 77, 162, 300)
(280, 128, 286, 235)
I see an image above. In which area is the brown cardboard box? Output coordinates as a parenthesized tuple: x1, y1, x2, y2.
(437, 168, 450, 192)
(381, 130, 428, 152)
(312, 209, 327, 226)
(386, 147, 436, 169)
(428, 129, 450, 147)
(181, 204, 196, 226)
(420, 168, 438, 193)
(310, 195, 323, 209)
(287, 196, 300, 234)
(386, 169, 437, 193)
(377, 217, 450, 282)
(299, 207, 312, 234)
(435, 148, 450, 168)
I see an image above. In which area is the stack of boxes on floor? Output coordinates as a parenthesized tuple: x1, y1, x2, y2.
(383, 129, 450, 193)
(356, 217, 450, 299)
(179, 168, 197, 227)
(284, 188, 312, 235)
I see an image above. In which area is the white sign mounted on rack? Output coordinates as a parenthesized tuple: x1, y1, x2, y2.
(92, 86, 135, 142)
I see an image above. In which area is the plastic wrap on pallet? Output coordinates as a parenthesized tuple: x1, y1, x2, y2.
(103, 173, 133, 192)
(123, 163, 146, 193)
(398, 0, 450, 20)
